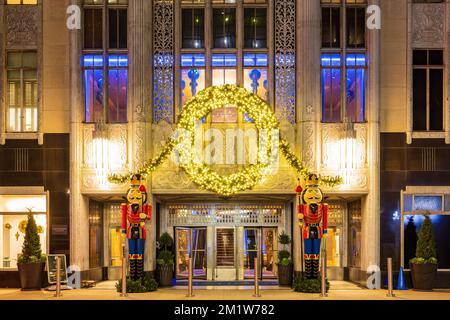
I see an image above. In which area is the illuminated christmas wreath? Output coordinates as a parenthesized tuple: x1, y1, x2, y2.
(108, 85, 343, 195)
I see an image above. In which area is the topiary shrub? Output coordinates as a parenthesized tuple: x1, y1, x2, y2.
(277, 232, 292, 265)
(116, 275, 158, 293)
(158, 232, 174, 251)
(17, 210, 45, 264)
(278, 250, 290, 262)
(294, 277, 330, 293)
(410, 214, 438, 265)
(157, 250, 175, 266)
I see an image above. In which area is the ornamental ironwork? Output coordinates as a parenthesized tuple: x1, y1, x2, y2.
(274, 0, 296, 124)
(153, 0, 174, 123)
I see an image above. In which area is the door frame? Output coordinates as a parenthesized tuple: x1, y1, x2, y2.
(243, 227, 278, 280)
(174, 226, 208, 280)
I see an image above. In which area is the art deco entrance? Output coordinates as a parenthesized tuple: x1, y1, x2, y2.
(168, 203, 286, 282)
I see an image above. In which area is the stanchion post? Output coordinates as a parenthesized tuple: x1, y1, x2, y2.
(186, 257, 195, 297)
(120, 257, 128, 297)
(253, 259, 261, 297)
(320, 255, 328, 297)
(54, 256, 62, 298)
(387, 257, 395, 297)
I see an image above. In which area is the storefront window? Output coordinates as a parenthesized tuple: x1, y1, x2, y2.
(402, 192, 450, 269)
(0, 194, 47, 269)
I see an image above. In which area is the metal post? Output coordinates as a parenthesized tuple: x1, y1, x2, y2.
(54, 256, 62, 298)
(120, 257, 128, 297)
(387, 258, 395, 297)
(186, 257, 194, 297)
(253, 259, 261, 297)
(320, 256, 328, 297)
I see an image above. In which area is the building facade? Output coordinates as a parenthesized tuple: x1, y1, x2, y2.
(0, 0, 448, 288)
(68, 0, 379, 284)
(0, 0, 70, 287)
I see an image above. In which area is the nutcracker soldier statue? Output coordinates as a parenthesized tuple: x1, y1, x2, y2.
(121, 174, 152, 280)
(296, 174, 328, 279)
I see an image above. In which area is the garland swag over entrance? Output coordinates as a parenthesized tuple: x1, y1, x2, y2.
(108, 85, 342, 196)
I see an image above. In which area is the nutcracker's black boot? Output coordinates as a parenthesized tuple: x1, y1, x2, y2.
(304, 256, 313, 279)
(129, 259, 137, 280)
(313, 257, 320, 279)
(137, 259, 144, 279)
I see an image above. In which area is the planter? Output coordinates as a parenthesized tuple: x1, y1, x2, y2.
(411, 263, 437, 291)
(277, 264, 293, 286)
(18, 262, 45, 291)
(157, 264, 174, 287)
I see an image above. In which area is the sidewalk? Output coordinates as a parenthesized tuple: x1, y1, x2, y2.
(1, 281, 450, 300)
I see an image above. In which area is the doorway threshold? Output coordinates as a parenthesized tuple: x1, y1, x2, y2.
(175, 280, 280, 287)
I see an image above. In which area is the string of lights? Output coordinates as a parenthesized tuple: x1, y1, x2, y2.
(108, 85, 342, 194)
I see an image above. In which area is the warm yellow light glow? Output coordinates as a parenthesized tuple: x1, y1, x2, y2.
(0, 195, 47, 213)
(108, 85, 343, 194)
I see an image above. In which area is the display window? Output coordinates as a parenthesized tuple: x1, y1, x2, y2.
(0, 193, 48, 269)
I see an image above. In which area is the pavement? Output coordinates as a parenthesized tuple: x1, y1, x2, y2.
(0, 281, 449, 300)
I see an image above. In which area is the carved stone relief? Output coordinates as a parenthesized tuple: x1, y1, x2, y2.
(81, 124, 129, 192)
(321, 123, 368, 191)
(6, 5, 40, 48)
(412, 3, 445, 48)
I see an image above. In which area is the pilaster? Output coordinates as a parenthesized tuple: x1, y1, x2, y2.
(361, 0, 381, 277)
(297, 0, 321, 173)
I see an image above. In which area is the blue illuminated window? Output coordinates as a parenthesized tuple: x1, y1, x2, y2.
(212, 54, 237, 67)
(82, 54, 128, 123)
(181, 54, 206, 67)
(243, 53, 269, 123)
(346, 54, 366, 123)
(404, 195, 413, 212)
(83, 55, 104, 67)
(243, 53, 268, 67)
(321, 53, 366, 123)
(321, 53, 342, 123)
(414, 196, 443, 212)
(181, 54, 206, 106)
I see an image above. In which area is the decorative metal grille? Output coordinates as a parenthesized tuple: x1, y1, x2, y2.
(167, 204, 284, 226)
(153, 0, 174, 123)
(274, 0, 296, 124)
(328, 203, 345, 226)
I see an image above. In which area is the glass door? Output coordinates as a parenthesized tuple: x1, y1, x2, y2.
(244, 228, 278, 279)
(262, 228, 278, 279)
(175, 227, 207, 279)
(244, 228, 260, 279)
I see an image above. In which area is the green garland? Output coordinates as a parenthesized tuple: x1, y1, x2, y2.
(108, 85, 343, 193)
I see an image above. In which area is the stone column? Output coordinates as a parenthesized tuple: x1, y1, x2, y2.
(297, 0, 321, 173)
(129, 0, 153, 271)
(294, 0, 321, 273)
(361, 0, 381, 282)
(69, 0, 90, 272)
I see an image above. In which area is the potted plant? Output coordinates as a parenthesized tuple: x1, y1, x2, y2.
(410, 214, 438, 291)
(17, 210, 46, 291)
(277, 232, 293, 286)
(156, 232, 175, 287)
